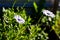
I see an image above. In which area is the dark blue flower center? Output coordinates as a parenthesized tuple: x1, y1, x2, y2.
(18, 19, 22, 21)
(47, 13, 50, 15)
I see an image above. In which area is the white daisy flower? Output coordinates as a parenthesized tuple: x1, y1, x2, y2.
(14, 15, 25, 24)
(42, 9, 55, 18)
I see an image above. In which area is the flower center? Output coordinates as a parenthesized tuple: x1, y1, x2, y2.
(18, 19, 22, 21)
(47, 13, 50, 15)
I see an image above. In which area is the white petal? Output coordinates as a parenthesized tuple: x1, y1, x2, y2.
(14, 15, 21, 20)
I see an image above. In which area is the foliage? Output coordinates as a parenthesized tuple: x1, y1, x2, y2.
(0, 7, 48, 40)
(52, 11, 60, 38)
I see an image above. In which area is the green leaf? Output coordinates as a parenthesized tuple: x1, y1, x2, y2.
(33, 2, 38, 12)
